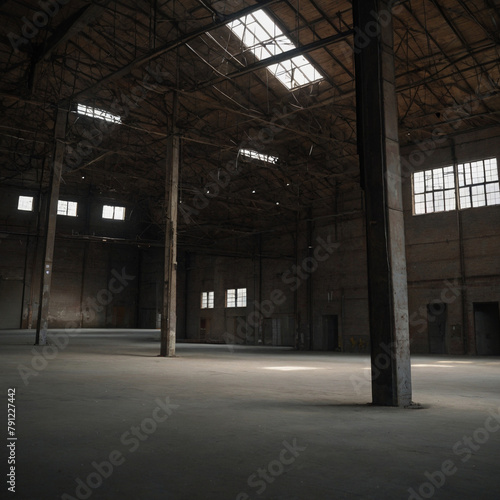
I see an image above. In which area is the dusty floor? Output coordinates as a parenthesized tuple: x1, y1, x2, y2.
(1, 329, 500, 500)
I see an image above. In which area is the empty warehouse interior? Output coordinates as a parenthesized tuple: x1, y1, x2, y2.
(1, 0, 500, 499)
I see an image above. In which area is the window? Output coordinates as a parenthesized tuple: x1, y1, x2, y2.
(17, 196, 34, 212)
(239, 149, 278, 164)
(227, 9, 322, 90)
(236, 288, 247, 307)
(77, 103, 121, 124)
(102, 205, 126, 220)
(413, 158, 500, 215)
(226, 288, 247, 308)
(201, 291, 214, 309)
(413, 166, 456, 215)
(458, 158, 500, 208)
(57, 200, 78, 217)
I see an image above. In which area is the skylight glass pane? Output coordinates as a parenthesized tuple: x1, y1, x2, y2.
(77, 104, 121, 124)
(228, 9, 322, 90)
(240, 149, 278, 164)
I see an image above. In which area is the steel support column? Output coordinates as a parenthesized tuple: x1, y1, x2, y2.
(35, 107, 67, 345)
(354, 0, 412, 406)
(160, 95, 179, 357)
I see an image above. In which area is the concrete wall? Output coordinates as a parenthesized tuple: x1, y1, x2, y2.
(402, 129, 500, 354)
(0, 187, 146, 330)
(1, 128, 499, 354)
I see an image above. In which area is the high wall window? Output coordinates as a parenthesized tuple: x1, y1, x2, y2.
(201, 291, 214, 309)
(17, 196, 34, 212)
(413, 166, 456, 215)
(458, 158, 500, 209)
(57, 200, 78, 217)
(226, 288, 247, 308)
(412, 158, 500, 215)
(102, 205, 126, 220)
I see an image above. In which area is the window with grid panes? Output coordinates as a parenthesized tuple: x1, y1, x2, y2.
(458, 158, 500, 208)
(413, 166, 456, 215)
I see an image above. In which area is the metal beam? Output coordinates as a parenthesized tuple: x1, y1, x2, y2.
(40, 0, 112, 62)
(35, 107, 67, 345)
(72, 0, 283, 100)
(28, 1, 112, 94)
(353, 0, 412, 406)
(190, 29, 353, 92)
(160, 94, 180, 357)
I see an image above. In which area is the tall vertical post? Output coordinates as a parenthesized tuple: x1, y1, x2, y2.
(353, 0, 412, 406)
(35, 107, 67, 345)
(160, 93, 179, 357)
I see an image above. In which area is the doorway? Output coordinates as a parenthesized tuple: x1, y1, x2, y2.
(428, 302, 447, 354)
(0, 279, 23, 329)
(200, 318, 210, 341)
(474, 302, 500, 355)
(322, 315, 339, 351)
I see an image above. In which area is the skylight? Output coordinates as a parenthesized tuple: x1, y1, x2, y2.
(77, 104, 122, 124)
(228, 9, 323, 90)
(240, 148, 279, 164)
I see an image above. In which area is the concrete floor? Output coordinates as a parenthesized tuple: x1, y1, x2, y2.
(1, 329, 499, 500)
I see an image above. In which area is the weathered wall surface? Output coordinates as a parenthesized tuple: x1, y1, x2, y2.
(1, 128, 499, 354)
(402, 130, 500, 354)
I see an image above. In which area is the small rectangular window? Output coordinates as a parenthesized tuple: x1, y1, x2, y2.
(236, 288, 247, 307)
(102, 205, 126, 220)
(226, 289, 236, 308)
(18, 196, 34, 212)
(201, 291, 214, 309)
(226, 288, 247, 308)
(57, 200, 78, 217)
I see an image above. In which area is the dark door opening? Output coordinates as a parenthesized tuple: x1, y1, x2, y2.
(474, 302, 500, 355)
(322, 315, 339, 351)
(428, 302, 447, 354)
(200, 318, 210, 341)
(0, 279, 23, 329)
